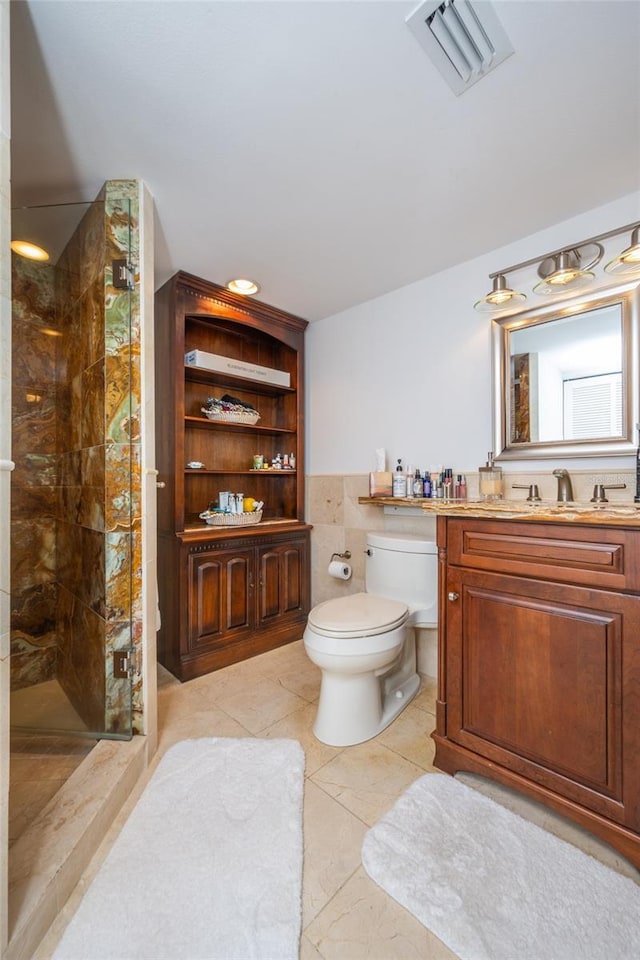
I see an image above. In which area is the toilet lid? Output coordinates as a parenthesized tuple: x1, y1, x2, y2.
(308, 593, 408, 638)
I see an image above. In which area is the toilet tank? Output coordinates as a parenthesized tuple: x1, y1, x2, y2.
(365, 531, 438, 626)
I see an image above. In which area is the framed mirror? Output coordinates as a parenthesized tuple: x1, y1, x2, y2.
(492, 279, 640, 459)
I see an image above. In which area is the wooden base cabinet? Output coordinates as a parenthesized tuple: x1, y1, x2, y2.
(434, 515, 640, 868)
(159, 526, 311, 681)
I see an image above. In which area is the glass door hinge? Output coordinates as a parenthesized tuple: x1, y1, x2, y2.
(112, 259, 135, 290)
(113, 648, 136, 679)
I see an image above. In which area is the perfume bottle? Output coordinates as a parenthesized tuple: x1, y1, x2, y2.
(479, 451, 503, 500)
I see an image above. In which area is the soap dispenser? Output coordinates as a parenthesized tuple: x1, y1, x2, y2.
(479, 451, 503, 500)
(393, 459, 407, 498)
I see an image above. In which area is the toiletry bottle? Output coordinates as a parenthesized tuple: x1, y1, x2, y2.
(443, 468, 452, 501)
(459, 474, 467, 500)
(423, 472, 432, 498)
(405, 464, 414, 498)
(479, 452, 503, 500)
(413, 469, 423, 498)
(393, 459, 407, 497)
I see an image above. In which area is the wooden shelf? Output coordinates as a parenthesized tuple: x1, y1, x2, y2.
(185, 469, 297, 475)
(185, 415, 296, 435)
(185, 365, 295, 396)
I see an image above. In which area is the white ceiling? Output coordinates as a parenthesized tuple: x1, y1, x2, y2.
(9, 0, 640, 321)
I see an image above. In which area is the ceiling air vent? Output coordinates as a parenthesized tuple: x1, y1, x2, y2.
(406, 0, 514, 95)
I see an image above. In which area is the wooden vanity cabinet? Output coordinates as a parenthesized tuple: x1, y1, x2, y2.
(155, 271, 311, 681)
(434, 515, 640, 867)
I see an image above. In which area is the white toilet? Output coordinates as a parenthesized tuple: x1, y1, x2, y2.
(303, 531, 438, 746)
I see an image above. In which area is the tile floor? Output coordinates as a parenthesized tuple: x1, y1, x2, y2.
(32, 639, 640, 959)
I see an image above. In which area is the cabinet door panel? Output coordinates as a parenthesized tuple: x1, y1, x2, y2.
(188, 549, 253, 650)
(446, 569, 633, 821)
(257, 539, 308, 625)
(283, 547, 302, 613)
(259, 548, 281, 621)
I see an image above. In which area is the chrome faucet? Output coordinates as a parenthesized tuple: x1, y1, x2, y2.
(553, 469, 574, 502)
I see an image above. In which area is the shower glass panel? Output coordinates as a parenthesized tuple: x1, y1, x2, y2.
(10, 198, 134, 740)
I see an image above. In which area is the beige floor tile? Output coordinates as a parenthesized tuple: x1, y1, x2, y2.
(250, 638, 308, 676)
(186, 655, 273, 703)
(300, 933, 325, 960)
(252, 639, 321, 701)
(302, 780, 366, 926)
(412, 676, 437, 714)
(273, 660, 321, 702)
(156, 705, 250, 750)
(260, 702, 343, 776)
(215, 676, 308, 734)
(157, 678, 231, 724)
(310, 740, 424, 826)
(377, 703, 436, 771)
(305, 865, 455, 960)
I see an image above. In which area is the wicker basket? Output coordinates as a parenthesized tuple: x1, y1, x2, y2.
(201, 407, 260, 425)
(200, 509, 263, 527)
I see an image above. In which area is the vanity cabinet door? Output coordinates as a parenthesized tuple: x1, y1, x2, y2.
(187, 546, 255, 652)
(444, 565, 640, 830)
(257, 537, 309, 627)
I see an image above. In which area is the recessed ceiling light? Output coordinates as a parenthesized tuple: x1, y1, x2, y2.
(227, 278, 260, 296)
(10, 239, 50, 261)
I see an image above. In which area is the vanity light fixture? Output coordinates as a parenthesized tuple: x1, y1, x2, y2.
(532, 245, 601, 296)
(604, 226, 640, 276)
(10, 239, 50, 262)
(473, 274, 526, 313)
(226, 278, 260, 296)
(475, 220, 640, 313)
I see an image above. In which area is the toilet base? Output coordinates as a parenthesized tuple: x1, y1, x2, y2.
(312, 669, 420, 747)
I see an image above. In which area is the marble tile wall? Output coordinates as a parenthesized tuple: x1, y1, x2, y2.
(10, 258, 59, 690)
(9, 180, 143, 736)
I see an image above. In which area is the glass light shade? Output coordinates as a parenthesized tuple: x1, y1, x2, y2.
(474, 274, 526, 313)
(10, 239, 50, 261)
(533, 251, 595, 295)
(604, 227, 640, 276)
(533, 271, 595, 295)
(227, 278, 260, 296)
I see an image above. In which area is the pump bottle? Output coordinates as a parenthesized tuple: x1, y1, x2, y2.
(393, 459, 407, 497)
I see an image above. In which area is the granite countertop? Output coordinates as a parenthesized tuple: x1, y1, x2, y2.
(359, 496, 640, 525)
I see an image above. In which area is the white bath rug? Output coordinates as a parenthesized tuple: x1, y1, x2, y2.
(362, 772, 640, 960)
(53, 737, 305, 960)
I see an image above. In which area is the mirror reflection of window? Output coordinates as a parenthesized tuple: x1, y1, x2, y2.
(509, 304, 623, 444)
(563, 373, 622, 439)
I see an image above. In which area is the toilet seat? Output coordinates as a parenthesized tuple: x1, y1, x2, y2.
(307, 592, 407, 639)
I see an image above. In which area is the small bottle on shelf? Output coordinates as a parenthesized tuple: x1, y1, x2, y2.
(393, 459, 407, 497)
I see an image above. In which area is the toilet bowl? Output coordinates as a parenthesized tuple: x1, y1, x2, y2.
(303, 532, 438, 747)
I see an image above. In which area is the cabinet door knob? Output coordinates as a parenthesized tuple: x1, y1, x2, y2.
(156, 481, 166, 489)
(447, 591, 459, 601)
